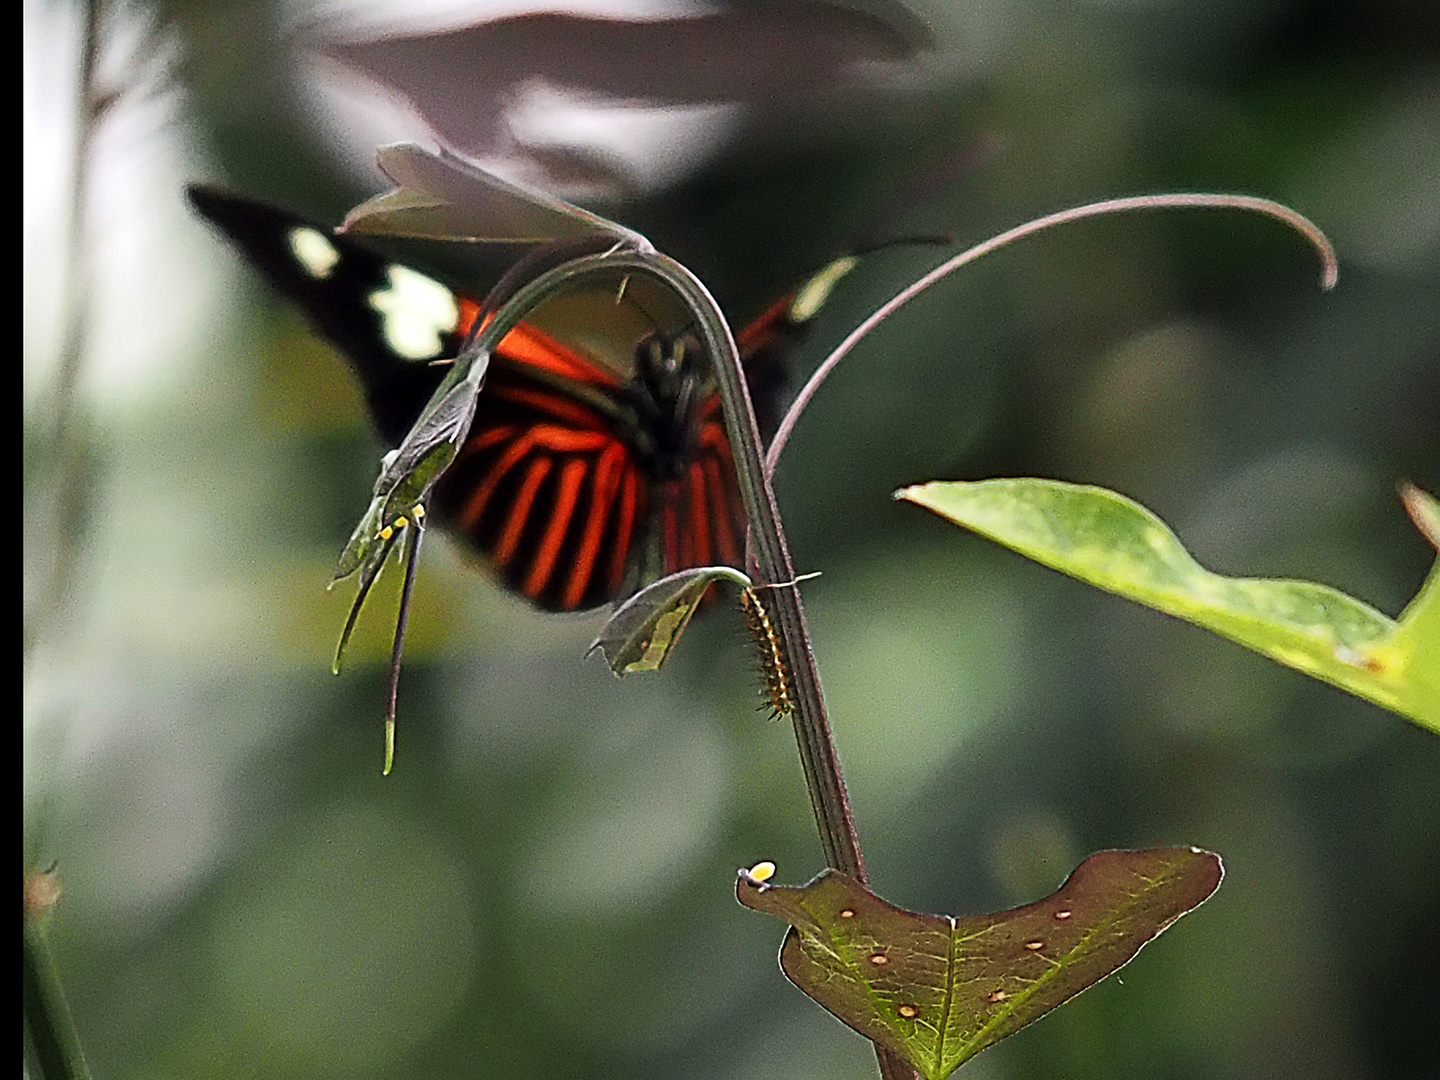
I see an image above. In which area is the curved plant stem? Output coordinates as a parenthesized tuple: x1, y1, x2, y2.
(417, 244, 901, 1072)
(572, 252, 919, 1080)
(765, 192, 1339, 475)
(619, 253, 866, 878)
(441, 249, 866, 872)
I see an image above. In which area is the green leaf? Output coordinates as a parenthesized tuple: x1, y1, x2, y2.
(333, 442, 457, 585)
(737, 848, 1222, 1080)
(897, 479, 1440, 733)
(333, 340, 488, 586)
(332, 522, 402, 675)
(587, 566, 752, 674)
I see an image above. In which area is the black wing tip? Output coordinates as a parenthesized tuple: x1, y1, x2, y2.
(185, 184, 336, 238)
(184, 182, 227, 219)
(184, 184, 281, 237)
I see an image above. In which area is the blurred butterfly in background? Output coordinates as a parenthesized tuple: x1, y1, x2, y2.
(187, 177, 861, 612)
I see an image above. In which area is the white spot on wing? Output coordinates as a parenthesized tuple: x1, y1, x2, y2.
(288, 227, 340, 279)
(790, 255, 858, 323)
(368, 265, 459, 361)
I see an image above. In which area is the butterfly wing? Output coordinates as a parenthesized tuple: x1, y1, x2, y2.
(188, 187, 449, 445)
(443, 322, 649, 610)
(736, 254, 862, 442)
(654, 389, 745, 577)
(190, 186, 852, 612)
(190, 187, 678, 611)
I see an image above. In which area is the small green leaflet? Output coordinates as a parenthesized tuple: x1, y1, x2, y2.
(588, 566, 753, 674)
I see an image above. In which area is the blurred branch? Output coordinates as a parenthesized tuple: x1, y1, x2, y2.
(25, 1, 107, 1069)
(24, 869, 92, 1080)
(29, 0, 107, 667)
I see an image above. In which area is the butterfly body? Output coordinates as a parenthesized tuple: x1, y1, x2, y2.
(440, 323, 741, 610)
(189, 186, 829, 611)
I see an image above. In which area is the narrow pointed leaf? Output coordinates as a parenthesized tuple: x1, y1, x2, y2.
(332, 438, 456, 586)
(588, 566, 753, 674)
(375, 350, 488, 498)
(898, 479, 1439, 732)
(381, 518, 426, 775)
(333, 526, 401, 674)
(333, 494, 392, 584)
(738, 848, 1222, 1080)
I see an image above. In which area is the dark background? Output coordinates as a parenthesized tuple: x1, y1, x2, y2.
(23, 1, 1440, 1078)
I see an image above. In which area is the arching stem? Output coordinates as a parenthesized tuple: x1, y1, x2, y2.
(765, 192, 1339, 475)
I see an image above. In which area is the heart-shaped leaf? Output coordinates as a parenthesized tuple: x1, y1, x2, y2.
(588, 566, 753, 674)
(898, 478, 1439, 733)
(737, 848, 1223, 1080)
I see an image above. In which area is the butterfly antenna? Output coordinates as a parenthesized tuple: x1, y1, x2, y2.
(850, 234, 954, 258)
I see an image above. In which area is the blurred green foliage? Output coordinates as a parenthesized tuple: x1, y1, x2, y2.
(23, 1, 1440, 1079)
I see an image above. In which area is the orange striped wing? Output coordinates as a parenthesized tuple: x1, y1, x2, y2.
(187, 186, 823, 614)
(437, 320, 746, 611)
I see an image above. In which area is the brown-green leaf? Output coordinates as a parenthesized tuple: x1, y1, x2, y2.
(737, 848, 1223, 1080)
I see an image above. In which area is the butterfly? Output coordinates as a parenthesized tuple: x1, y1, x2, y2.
(188, 184, 858, 612)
